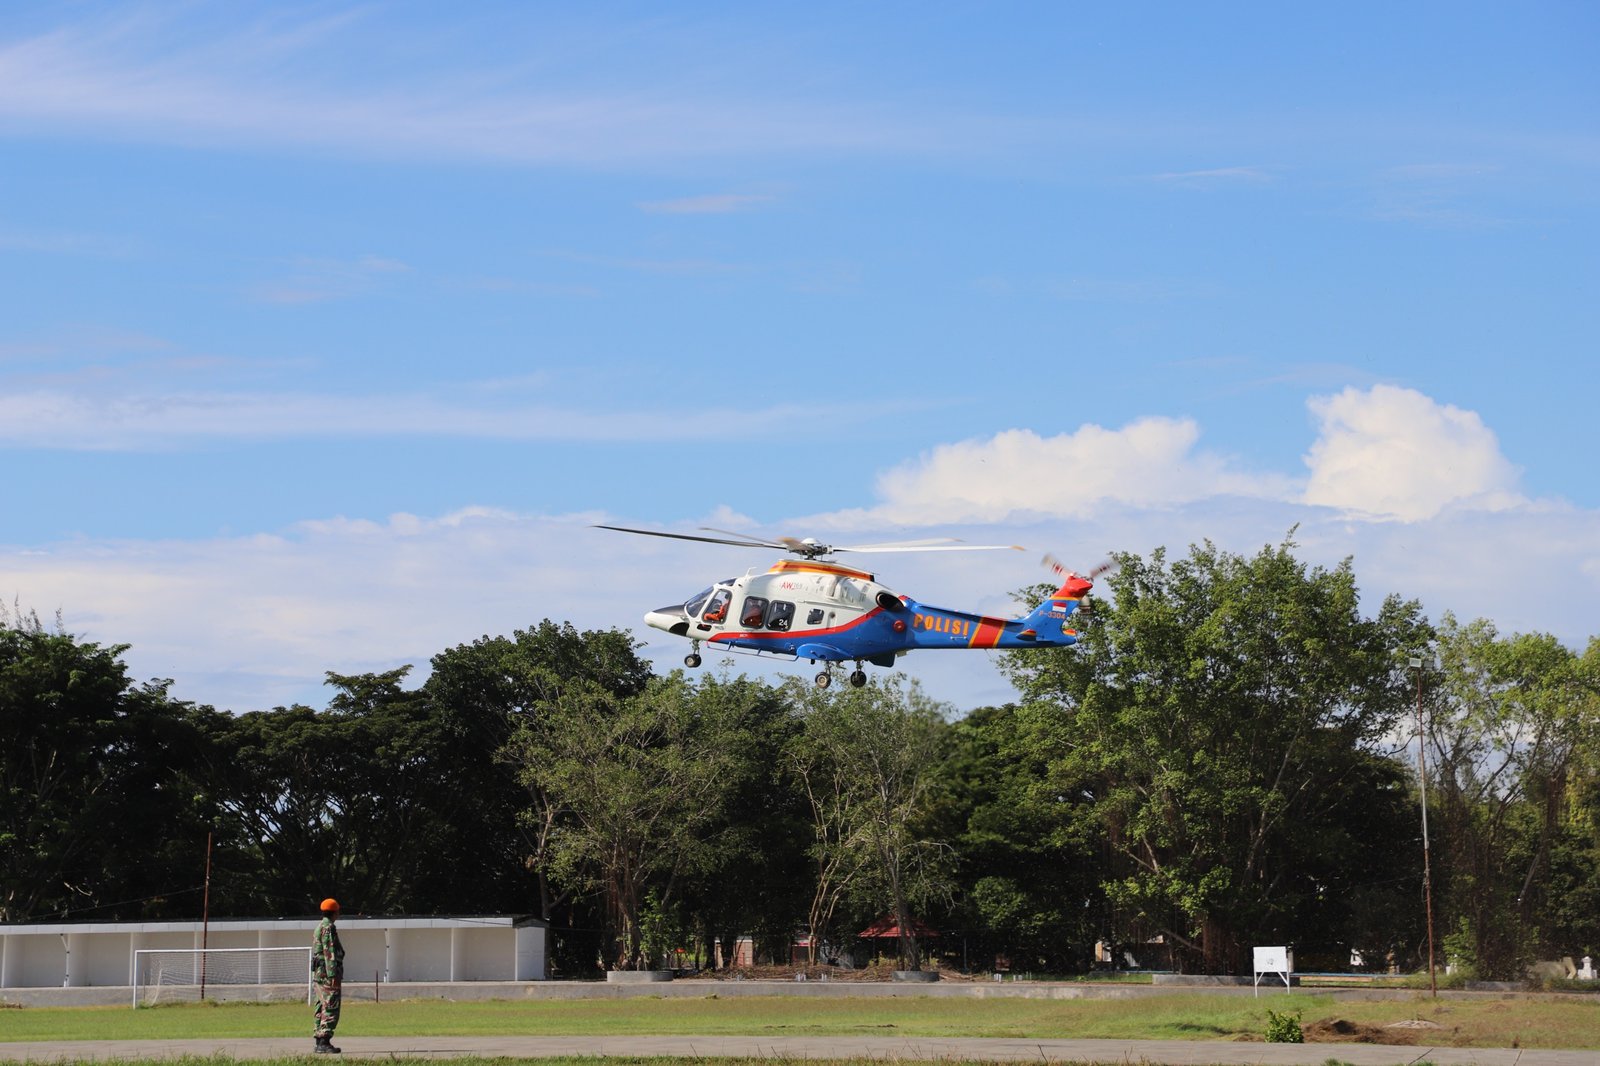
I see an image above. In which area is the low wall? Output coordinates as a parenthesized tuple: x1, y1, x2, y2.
(0, 916, 547, 989)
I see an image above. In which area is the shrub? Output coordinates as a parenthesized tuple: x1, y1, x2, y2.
(1265, 1007, 1304, 1043)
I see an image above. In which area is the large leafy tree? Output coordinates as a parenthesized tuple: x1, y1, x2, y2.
(1426, 617, 1600, 976)
(504, 671, 757, 970)
(421, 621, 654, 918)
(784, 677, 954, 971)
(206, 668, 446, 914)
(932, 703, 1104, 973)
(1004, 537, 1428, 973)
(1, 615, 212, 921)
(671, 675, 809, 971)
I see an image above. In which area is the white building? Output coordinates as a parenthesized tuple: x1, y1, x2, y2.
(0, 916, 547, 989)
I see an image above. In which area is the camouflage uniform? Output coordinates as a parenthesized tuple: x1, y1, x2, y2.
(312, 915, 345, 1043)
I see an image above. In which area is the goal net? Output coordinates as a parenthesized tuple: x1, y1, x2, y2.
(132, 947, 313, 1007)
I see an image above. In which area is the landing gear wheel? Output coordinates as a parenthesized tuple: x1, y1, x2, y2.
(684, 653, 702, 668)
(849, 670, 867, 688)
(814, 670, 833, 689)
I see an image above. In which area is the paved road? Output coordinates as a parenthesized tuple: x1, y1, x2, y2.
(0, 1035, 1594, 1065)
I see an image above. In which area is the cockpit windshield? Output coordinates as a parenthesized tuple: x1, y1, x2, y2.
(684, 587, 713, 617)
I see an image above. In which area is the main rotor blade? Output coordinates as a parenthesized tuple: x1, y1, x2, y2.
(699, 527, 797, 549)
(599, 523, 1026, 560)
(711, 530, 1025, 555)
(594, 524, 789, 551)
(839, 541, 1026, 554)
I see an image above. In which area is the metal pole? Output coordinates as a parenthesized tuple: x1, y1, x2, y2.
(200, 832, 213, 1001)
(1413, 662, 1437, 996)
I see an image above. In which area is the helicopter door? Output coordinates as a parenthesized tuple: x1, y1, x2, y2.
(698, 587, 733, 628)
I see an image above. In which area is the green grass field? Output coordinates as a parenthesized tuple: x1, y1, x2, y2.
(4, 992, 1598, 1050)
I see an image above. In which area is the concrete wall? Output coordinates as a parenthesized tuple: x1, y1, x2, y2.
(0, 916, 547, 989)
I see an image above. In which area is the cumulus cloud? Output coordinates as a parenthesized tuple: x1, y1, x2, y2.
(11, 492, 1598, 719)
(6, 385, 1590, 715)
(1, 509, 680, 712)
(845, 386, 1531, 528)
(1302, 384, 1525, 521)
(859, 417, 1291, 524)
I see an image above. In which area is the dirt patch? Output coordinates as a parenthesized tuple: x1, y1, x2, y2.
(1303, 1017, 1418, 1044)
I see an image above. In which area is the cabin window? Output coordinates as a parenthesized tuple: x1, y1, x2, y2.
(739, 596, 768, 628)
(702, 588, 732, 624)
(766, 600, 795, 631)
(806, 607, 826, 626)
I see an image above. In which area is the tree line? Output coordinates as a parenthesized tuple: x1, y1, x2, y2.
(3, 538, 1597, 979)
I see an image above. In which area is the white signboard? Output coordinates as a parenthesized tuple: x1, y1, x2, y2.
(1253, 946, 1289, 973)
(1253, 945, 1291, 996)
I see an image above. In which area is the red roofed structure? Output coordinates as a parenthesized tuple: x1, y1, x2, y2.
(857, 915, 939, 939)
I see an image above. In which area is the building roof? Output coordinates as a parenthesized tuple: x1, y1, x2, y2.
(857, 916, 939, 939)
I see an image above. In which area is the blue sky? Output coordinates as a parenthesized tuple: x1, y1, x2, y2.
(3, 2, 1597, 712)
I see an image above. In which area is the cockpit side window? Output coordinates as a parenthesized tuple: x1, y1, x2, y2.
(685, 587, 713, 617)
(702, 588, 732, 624)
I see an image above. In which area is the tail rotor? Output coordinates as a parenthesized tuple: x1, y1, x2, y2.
(1041, 553, 1115, 619)
(1041, 554, 1114, 582)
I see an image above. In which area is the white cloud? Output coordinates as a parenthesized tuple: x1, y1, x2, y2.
(825, 385, 1531, 528)
(0, 388, 915, 449)
(1302, 384, 1525, 521)
(2, 509, 666, 712)
(9, 492, 1599, 719)
(0, 14, 1002, 166)
(5, 386, 1593, 716)
(856, 418, 1291, 525)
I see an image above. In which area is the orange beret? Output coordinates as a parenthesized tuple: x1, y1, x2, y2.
(320, 898, 340, 913)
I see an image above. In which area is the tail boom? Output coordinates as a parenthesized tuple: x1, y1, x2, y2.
(907, 572, 1090, 651)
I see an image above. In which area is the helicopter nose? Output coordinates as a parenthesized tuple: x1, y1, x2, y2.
(644, 606, 691, 637)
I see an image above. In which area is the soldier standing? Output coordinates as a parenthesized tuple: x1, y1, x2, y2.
(311, 898, 345, 1054)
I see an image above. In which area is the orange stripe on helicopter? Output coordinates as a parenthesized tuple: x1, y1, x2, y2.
(767, 560, 876, 581)
(968, 617, 1008, 649)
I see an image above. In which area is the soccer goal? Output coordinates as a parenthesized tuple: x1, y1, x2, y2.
(131, 947, 313, 1007)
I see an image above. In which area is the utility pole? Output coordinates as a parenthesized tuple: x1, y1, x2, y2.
(1409, 656, 1437, 997)
(200, 831, 213, 1000)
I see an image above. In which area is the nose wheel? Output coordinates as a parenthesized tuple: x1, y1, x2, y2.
(814, 669, 832, 688)
(685, 642, 702, 669)
(849, 669, 867, 688)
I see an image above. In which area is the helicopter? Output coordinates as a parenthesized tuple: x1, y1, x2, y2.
(597, 524, 1102, 688)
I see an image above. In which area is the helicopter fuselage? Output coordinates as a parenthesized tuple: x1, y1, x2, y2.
(645, 558, 1087, 678)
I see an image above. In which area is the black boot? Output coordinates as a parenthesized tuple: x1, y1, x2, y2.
(314, 1036, 341, 1054)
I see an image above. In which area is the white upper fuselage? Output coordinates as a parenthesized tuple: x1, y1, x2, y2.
(645, 559, 892, 655)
